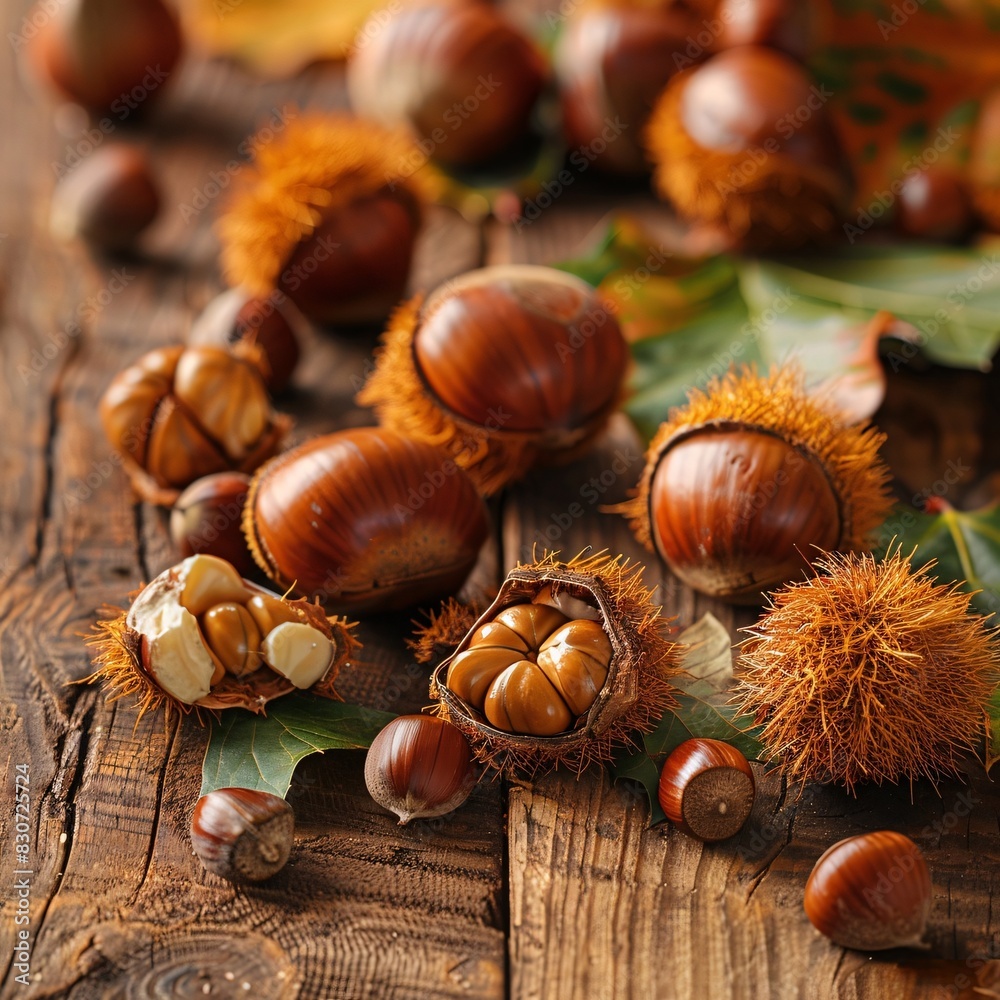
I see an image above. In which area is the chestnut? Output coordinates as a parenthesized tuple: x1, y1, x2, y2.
(645, 45, 852, 248)
(555, 3, 697, 174)
(169, 472, 254, 576)
(99, 345, 291, 506)
(358, 265, 629, 495)
(365, 715, 477, 825)
(243, 427, 490, 614)
(49, 144, 160, 253)
(219, 115, 425, 327)
(894, 170, 974, 243)
(618, 366, 891, 602)
(804, 831, 932, 951)
(657, 738, 755, 842)
(346, 0, 546, 168)
(87, 553, 357, 720)
(970, 86, 1000, 232)
(191, 788, 294, 882)
(23, 0, 183, 115)
(188, 288, 302, 394)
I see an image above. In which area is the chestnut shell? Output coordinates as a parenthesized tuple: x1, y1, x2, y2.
(244, 427, 490, 613)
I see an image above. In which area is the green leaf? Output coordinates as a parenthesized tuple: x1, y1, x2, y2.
(610, 616, 764, 823)
(876, 502, 1000, 618)
(200, 694, 396, 798)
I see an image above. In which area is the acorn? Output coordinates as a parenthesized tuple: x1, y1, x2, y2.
(738, 548, 999, 792)
(188, 288, 302, 394)
(346, 0, 546, 169)
(49, 143, 160, 252)
(644, 45, 852, 249)
(427, 551, 680, 775)
(804, 831, 932, 951)
(357, 265, 629, 496)
(23, 0, 183, 115)
(191, 788, 294, 883)
(657, 738, 755, 842)
(616, 366, 892, 602)
(99, 344, 292, 506)
(894, 170, 974, 243)
(554, 1, 698, 175)
(242, 427, 490, 614)
(86, 553, 358, 721)
(218, 115, 429, 327)
(365, 715, 477, 825)
(169, 472, 254, 576)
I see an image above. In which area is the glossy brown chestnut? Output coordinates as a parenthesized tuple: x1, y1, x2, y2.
(804, 831, 932, 950)
(649, 426, 841, 601)
(647, 45, 851, 248)
(359, 265, 629, 495)
(894, 170, 974, 243)
(347, 0, 546, 168)
(188, 289, 302, 394)
(191, 787, 294, 882)
(170, 472, 254, 576)
(243, 427, 490, 613)
(365, 714, 477, 825)
(277, 192, 419, 326)
(555, 3, 697, 174)
(714, 0, 812, 60)
(99, 345, 291, 506)
(657, 738, 755, 841)
(23, 0, 182, 114)
(49, 144, 160, 252)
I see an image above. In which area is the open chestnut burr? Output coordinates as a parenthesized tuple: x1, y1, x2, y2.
(243, 427, 490, 614)
(358, 265, 629, 495)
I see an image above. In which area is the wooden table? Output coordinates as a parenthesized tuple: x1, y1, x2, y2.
(2, 3, 999, 996)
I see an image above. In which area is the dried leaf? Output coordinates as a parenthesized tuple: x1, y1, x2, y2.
(200, 693, 395, 798)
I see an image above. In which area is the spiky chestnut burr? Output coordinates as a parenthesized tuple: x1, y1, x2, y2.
(218, 115, 430, 326)
(426, 551, 680, 776)
(644, 46, 851, 249)
(86, 554, 359, 723)
(616, 366, 892, 603)
(738, 549, 999, 792)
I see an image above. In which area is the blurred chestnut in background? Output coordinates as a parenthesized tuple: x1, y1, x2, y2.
(243, 427, 490, 614)
(189, 288, 302, 394)
(49, 143, 159, 252)
(347, 0, 546, 169)
(894, 170, 974, 243)
(23, 0, 183, 115)
(219, 116, 426, 327)
(100, 345, 291, 506)
(714, 0, 811, 60)
(170, 472, 254, 576)
(646, 45, 851, 249)
(969, 87, 1000, 233)
(358, 265, 628, 495)
(555, 2, 698, 174)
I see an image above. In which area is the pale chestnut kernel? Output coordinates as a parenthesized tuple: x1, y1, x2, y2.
(262, 622, 334, 689)
(179, 553, 249, 616)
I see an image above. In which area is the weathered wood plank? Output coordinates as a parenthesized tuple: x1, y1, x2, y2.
(1, 21, 504, 997)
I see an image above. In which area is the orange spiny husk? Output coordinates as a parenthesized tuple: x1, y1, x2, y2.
(737, 548, 1000, 793)
(408, 597, 486, 666)
(218, 113, 433, 299)
(85, 588, 358, 726)
(618, 364, 892, 556)
(429, 550, 680, 776)
(645, 76, 848, 249)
